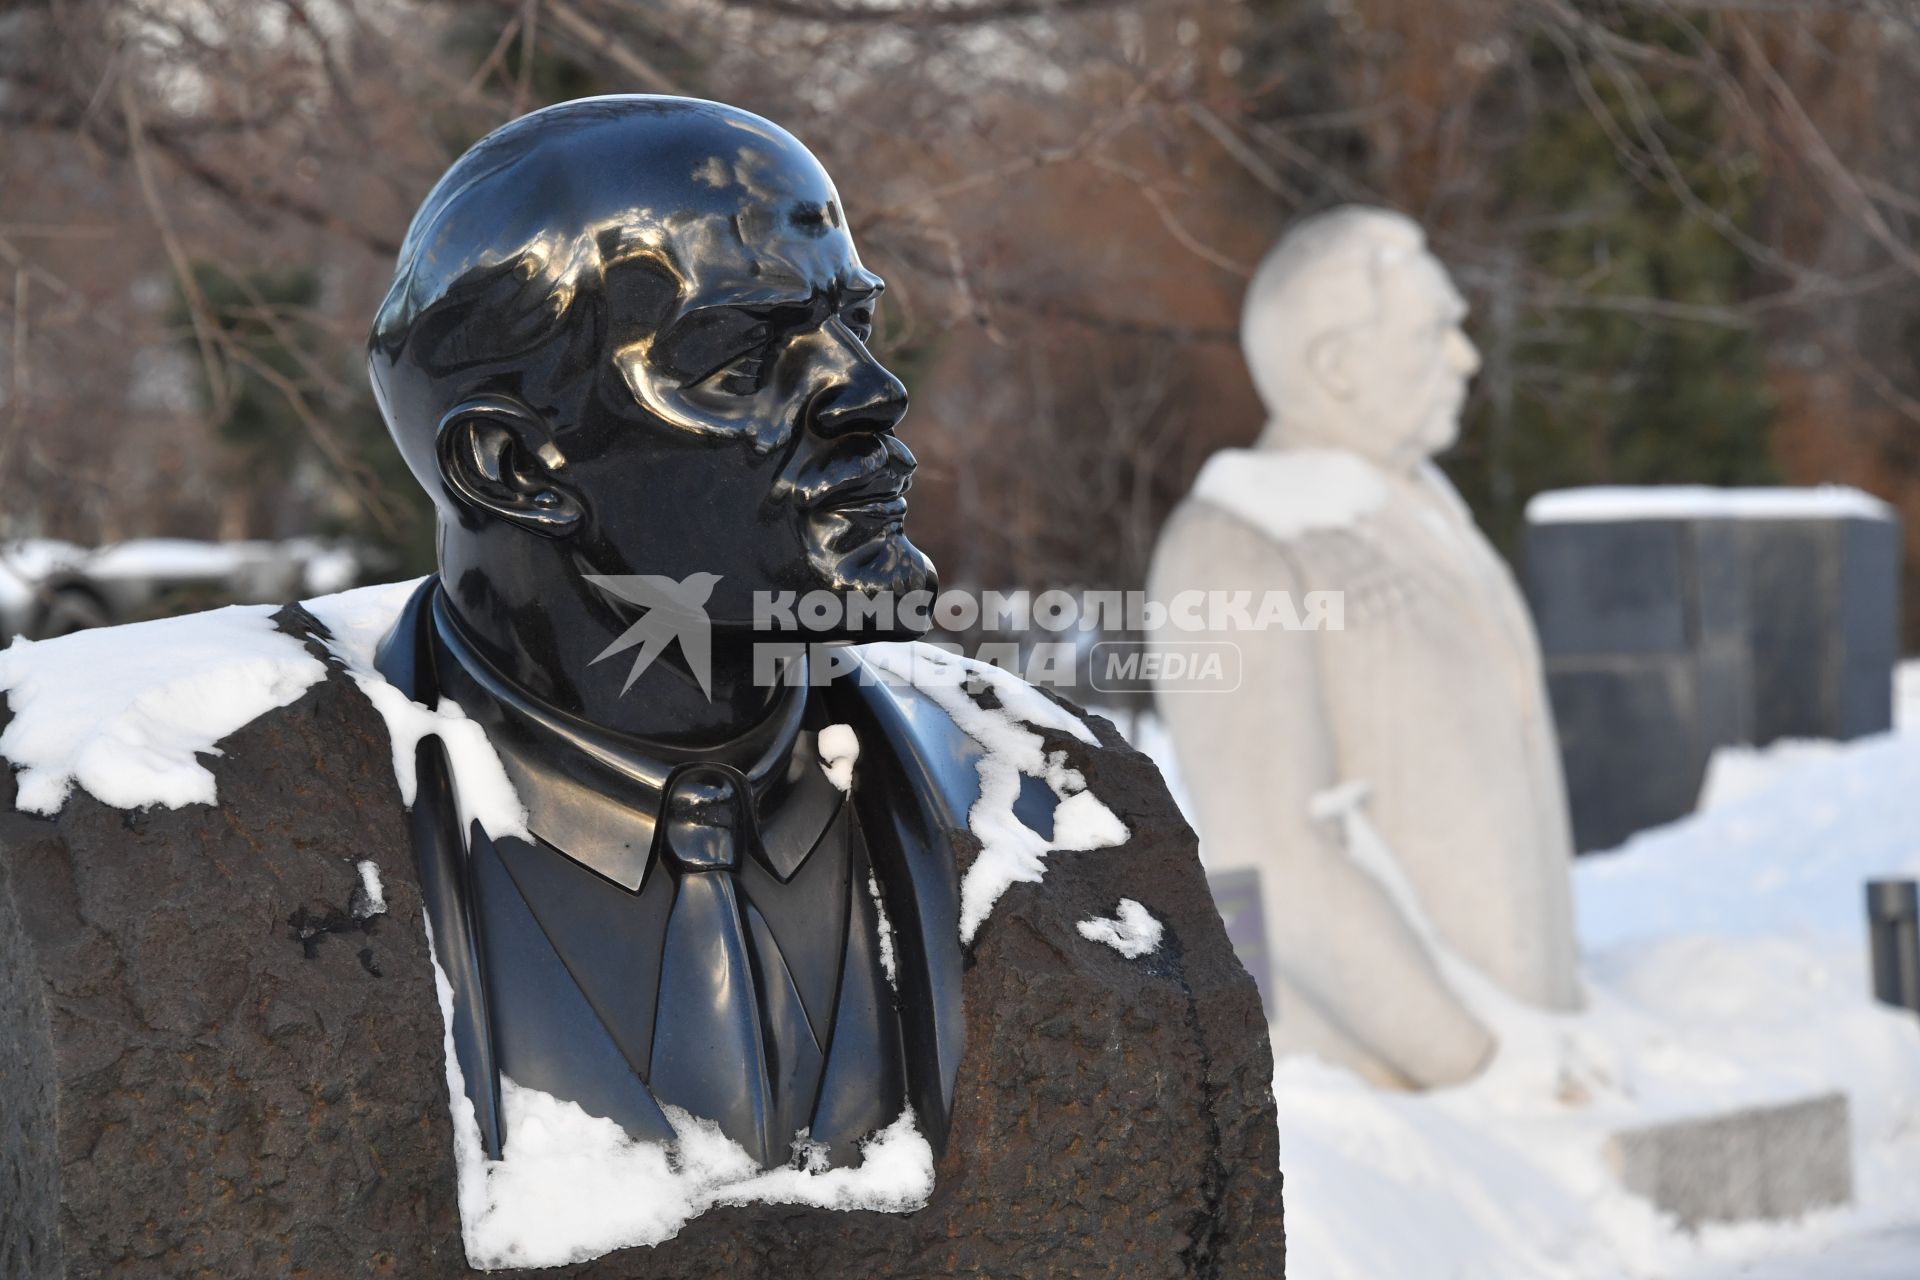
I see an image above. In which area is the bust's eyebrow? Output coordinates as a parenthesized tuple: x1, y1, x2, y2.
(659, 271, 885, 361)
(652, 293, 817, 383)
(668, 288, 812, 335)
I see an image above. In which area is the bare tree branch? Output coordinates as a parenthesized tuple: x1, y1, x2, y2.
(711, 0, 1136, 27)
(545, 0, 684, 94)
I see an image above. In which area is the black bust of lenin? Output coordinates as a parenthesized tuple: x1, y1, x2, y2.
(365, 95, 978, 1171)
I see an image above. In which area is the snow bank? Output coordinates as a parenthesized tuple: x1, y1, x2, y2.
(1272, 720, 1920, 1280)
(1191, 447, 1387, 543)
(0, 603, 327, 813)
(1578, 727, 1920, 950)
(1694, 738, 1846, 813)
(1076, 899, 1163, 958)
(858, 642, 1129, 943)
(1117, 676, 1920, 1277)
(1277, 928, 1920, 1279)
(1527, 484, 1893, 524)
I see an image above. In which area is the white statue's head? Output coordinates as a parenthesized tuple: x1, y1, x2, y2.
(1242, 206, 1480, 464)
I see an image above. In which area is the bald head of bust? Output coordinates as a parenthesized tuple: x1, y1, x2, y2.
(369, 96, 934, 650)
(1241, 206, 1480, 465)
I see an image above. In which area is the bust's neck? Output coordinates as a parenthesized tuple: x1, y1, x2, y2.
(435, 531, 792, 752)
(1254, 410, 1431, 476)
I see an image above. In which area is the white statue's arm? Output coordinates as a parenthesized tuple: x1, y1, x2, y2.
(1149, 504, 1494, 1087)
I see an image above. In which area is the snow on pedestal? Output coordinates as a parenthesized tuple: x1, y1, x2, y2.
(1076, 899, 1165, 959)
(0, 603, 328, 813)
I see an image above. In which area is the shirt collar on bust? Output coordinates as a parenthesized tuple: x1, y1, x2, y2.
(426, 585, 839, 892)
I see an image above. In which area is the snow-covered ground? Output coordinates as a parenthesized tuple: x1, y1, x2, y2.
(1122, 668, 1920, 1279)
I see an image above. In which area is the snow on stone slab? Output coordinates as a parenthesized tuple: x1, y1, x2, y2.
(476, 1086, 931, 1269)
(301, 577, 426, 672)
(1076, 898, 1163, 958)
(857, 641, 1129, 943)
(352, 859, 387, 920)
(1527, 484, 1893, 525)
(0, 603, 328, 814)
(0, 575, 412, 824)
(1191, 446, 1387, 543)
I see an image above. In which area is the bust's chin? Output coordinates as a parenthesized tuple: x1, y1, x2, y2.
(807, 527, 939, 638)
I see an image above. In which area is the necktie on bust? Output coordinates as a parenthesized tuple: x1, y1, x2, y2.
(646, 762, 780, 1161)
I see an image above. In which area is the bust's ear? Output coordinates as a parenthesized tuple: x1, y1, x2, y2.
(1305, 330, 1357, 402)
(435, 396, 583, 537)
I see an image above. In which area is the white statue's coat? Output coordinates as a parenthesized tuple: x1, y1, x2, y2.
(1149, 207, 1581, 1089)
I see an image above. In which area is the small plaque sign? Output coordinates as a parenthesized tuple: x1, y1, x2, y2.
(1207, 867, 1275, 1019)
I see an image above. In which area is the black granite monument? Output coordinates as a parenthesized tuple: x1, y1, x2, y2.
(0, 96, 1285, 1277)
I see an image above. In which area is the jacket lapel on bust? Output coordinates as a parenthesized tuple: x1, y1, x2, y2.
(369, 576, 509, 1159)
(822, 652, 979, 1160)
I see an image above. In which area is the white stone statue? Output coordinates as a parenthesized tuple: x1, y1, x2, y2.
(1147, 206, 1582, 1089)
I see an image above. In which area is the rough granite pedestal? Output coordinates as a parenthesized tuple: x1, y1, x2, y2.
(0, 607, 1285, 1279)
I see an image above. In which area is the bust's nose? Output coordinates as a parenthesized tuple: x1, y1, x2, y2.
(1445, 327, 1481, 379)
(809, 341, 909, 439)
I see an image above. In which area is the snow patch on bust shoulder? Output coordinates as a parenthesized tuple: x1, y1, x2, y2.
(817, 722, 858, 792)
(302, 577, 425, 670)
(0, 603, 329, 815)
(866, 867, 898, 989)
(856, 642, 1130, 943)
(1192, 446, 1388, 542)
(303, 579, 530, 843)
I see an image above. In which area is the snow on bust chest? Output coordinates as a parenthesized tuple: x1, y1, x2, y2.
(0, 580, 1130, 1267)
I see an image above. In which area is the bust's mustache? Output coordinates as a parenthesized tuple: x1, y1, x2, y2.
(796, 437, 917, 513)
